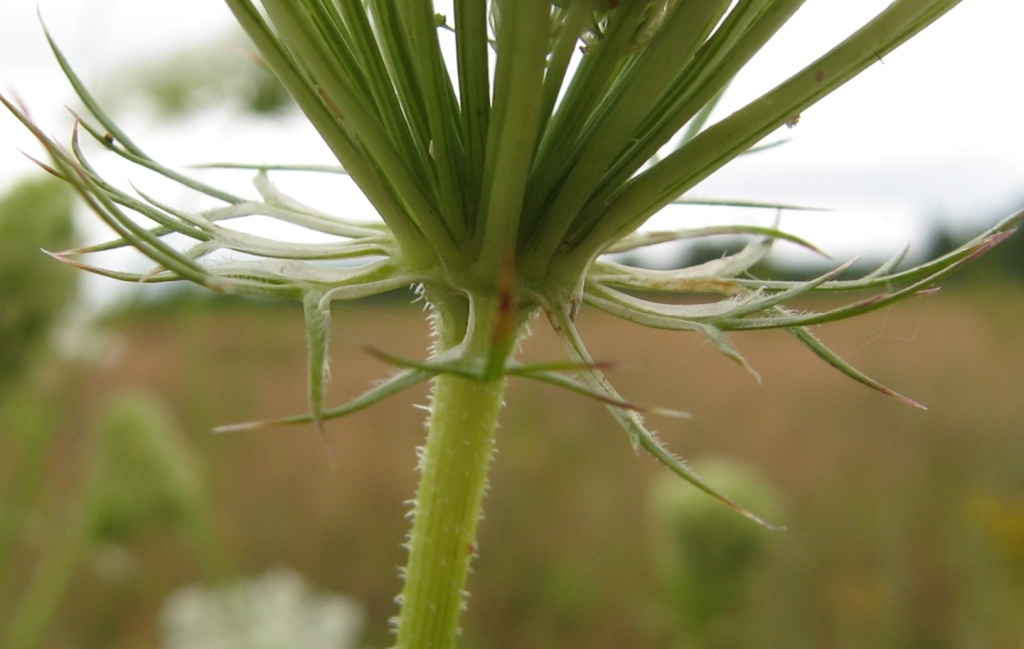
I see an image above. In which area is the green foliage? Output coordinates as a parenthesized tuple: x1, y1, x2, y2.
(0, 176, 77, 399)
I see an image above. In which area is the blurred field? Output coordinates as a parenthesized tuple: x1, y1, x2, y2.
(3, 281, 1024, 649)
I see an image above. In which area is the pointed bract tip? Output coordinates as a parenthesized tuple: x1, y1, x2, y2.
(212, 421, 262, 434)
(648, 406, 693, 420)
(311, 414, 339, 469)
(728, 499, 786, 531)
(880, 385, 927, 410)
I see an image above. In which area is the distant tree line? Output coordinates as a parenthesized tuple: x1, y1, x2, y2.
(920, 202, 1024, 283)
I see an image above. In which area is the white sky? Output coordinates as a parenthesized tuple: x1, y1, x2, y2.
(2, 0, 1023, 272)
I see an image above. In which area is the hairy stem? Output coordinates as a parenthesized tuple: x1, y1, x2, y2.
(394, 295, 511, 649)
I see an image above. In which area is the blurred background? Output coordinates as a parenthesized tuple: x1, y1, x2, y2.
(2, 1, 1024, 648)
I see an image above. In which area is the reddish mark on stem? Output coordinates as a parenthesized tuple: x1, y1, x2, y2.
(492, 255, 517, 346)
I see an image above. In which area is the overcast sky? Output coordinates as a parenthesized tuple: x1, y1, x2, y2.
(3, 0, 1023, 267)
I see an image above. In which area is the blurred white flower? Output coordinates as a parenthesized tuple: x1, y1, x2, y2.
(160, 568, 364, 649)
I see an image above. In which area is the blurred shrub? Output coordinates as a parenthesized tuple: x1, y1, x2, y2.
(0, 175, 78, 649)
(649, 457, 786, 649)
(0, 175, 77, 399)
(1, 389, 226, 649)
(83, 390, 211, 545)
(106, 34, 292, 118)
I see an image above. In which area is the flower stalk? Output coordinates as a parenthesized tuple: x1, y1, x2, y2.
(4, 1, 1022, 647)
(397, 369, 505, 648)
(396, 347, 507, 649)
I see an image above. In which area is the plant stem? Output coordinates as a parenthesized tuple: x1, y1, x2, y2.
(394, 294, 511, 649)
(394, 370, 506, 649)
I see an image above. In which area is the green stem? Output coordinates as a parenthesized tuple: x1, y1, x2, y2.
(394, 296, 511, 649)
